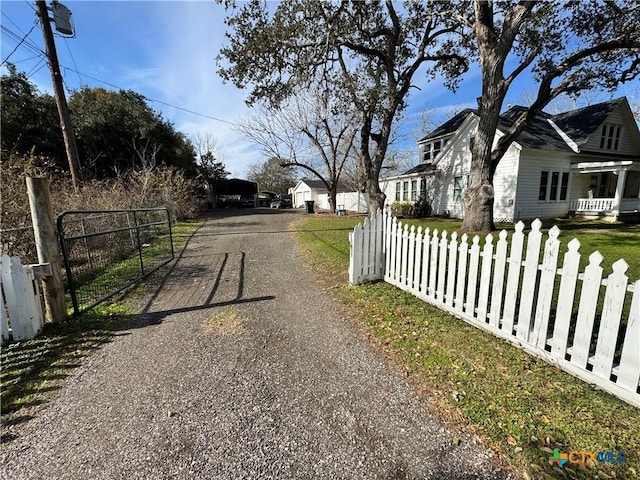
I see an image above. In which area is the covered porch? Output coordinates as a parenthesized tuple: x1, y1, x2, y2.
(569, 160, 640, 220)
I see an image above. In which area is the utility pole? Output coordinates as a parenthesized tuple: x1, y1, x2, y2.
(36, 0, 81, 192)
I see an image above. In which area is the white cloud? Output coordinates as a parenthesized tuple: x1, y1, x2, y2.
(125, 1, 262, 176)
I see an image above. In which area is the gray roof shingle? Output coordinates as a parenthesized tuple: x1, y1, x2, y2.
(551, 98, 622, 147)
(417, 98, 627, 153)
(300, 179, 352, 192)
(399, 163, 437, 176)
(419, 109, 475, 142)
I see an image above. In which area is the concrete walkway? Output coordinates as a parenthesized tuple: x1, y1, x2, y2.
(1, 210, 511, 479)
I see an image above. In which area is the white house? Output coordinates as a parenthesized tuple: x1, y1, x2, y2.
(290, 179, 345, 208)
(380, 97, 640, 222)
(290, 179, 368, 212)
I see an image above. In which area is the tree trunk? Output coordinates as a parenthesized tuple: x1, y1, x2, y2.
(462, 2, 509, 233)
(328, 185, 337, 214)
(461, 183, 495, 232)
(462, 84, 501, 232)
(366, 173, 386, 214)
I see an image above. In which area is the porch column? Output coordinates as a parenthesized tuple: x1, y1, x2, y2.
(611, 169, 627, 215)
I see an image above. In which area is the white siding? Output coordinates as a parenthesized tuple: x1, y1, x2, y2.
(430, 120, 477, 218)
(291, 182, 322, 208)
(381, 174, 423, 206)
(514, 150, 573, 220)
(316, 193, 330, 209)
(317, 192, 369, 212)
(580, 106, 639, 155)
(380, 178, 399, 205)
(292, 185, 312, 207)
(493, 145, 520, 222)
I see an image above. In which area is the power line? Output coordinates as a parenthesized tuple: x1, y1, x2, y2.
(2, 10, 32, 33)
(63, 37, 84, 87)
(1, 23, 37, 66)
(23, 0, 37, 14)
(7, 53, 42, 65)
(1, 24, 46, 58)
(26, 58, 47, 78)
(62, 67, 238, 126)
(2, 11, 238, 128)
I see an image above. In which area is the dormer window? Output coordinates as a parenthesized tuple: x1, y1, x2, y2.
(421, 137, 449, 163)
(433, 140, 442, 158)
(600, 123, 623, 151)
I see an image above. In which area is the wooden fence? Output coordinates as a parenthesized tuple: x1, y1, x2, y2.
(349, 209, 640, 407)
(1, 255, 50, 342)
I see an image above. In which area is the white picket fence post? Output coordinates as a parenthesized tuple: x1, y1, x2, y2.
(349, 209, 386, 285)
(349, 214, 640, 407)
(1, 254, 49, 342)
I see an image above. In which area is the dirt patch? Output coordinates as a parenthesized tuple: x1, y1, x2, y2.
(201, 308, 245, 335)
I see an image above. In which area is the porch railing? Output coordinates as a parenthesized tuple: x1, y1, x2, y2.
(570, 198, 615, 212)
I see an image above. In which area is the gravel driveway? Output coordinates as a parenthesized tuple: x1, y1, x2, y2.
(1, 209, 512, 479)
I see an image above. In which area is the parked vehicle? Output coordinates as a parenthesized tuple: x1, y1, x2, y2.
(239, 195, 255, 207)
(270, 194, 292, 208)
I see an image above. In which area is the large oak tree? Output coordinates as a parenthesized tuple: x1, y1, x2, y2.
(457, 0, 640, 232)
(218, 0, 468, 213)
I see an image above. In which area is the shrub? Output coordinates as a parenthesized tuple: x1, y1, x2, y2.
(1, 154, 202, 260)
(389, 201, 414, 217)
(412, 194, 433, 218)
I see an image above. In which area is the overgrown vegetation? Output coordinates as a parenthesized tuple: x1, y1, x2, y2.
(293, 215, 640, 480)
(1, 154, 201, 263)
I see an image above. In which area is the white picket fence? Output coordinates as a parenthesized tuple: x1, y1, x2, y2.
(349, 209, 640, 407)
(1, 254, 48, 342)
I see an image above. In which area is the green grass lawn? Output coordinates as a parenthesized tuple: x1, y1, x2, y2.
(293, 214, 640, 480)
(1, 218, 203, 443)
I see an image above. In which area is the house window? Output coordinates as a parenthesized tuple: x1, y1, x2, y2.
(421, 137, 449, 163)
(539, 171, 549, 201)
(623, 171, 640, 198)
(600, 123, 623, 151)
(469, 136, 476, 152)
(560, 172, 569, 201)
(420, 178, 427, 198)
(402, 181, 409, 201)
(550, 172, 559, 200)
(432, 140, 442, 159)
(395, 182, 401, 201)
(453, 176, 464, 202)
(411, 179, 417, 201)
(539, 170, 569, 201)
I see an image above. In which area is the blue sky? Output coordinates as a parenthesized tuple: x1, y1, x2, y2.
(2, 1, 637, 177)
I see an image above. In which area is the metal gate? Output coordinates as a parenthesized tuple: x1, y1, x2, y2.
(57, 208, 174, 315)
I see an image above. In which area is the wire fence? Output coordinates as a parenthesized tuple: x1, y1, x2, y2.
(57, 208, 174, 314)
